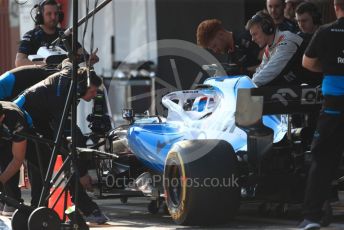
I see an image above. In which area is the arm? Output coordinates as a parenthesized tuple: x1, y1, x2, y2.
(246, 65, 259, 76)
(0, 140, 27, 184)
(302, 55, 323, 73)
(76, 47, 99, 66)
(302, 27, 324, 74)
(15, 30, 46, 67)
(15, 53, 45, 67)
(252, 40, 299, 87)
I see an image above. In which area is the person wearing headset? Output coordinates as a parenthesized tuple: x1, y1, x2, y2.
(0, 102, 29, 216)
(246, 11, 303, 87)
(15, 0, 99, 67)
(13, 62, 108, 224)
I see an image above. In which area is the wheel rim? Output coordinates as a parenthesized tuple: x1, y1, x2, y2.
(11, 209, 30, 230)
(167, 162, 182, 207)
(28, 207, 61, 230)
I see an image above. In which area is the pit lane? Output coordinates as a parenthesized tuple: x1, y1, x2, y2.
(1, 190, 344, 230)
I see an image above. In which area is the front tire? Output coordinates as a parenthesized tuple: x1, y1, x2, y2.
(163, 140, 240, 225)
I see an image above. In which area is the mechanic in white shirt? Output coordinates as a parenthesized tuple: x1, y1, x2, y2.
(246, 11, 304, 87)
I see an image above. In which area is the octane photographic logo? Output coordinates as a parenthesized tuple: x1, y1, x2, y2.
(108, 39, 230, 164)
(271, 88, 298, 106)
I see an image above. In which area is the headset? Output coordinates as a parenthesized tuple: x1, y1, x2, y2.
(311, 10, 322, 25)
(34, 0, 64, 25)
(251, 13, 275, 35)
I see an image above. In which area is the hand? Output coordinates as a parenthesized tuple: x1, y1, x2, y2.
(79, 174, 93, 192)
(89, 48, 99, 66)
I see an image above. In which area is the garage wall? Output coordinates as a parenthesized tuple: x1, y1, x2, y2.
(0, 0, 20, 74)
(76, 0, 158, 131)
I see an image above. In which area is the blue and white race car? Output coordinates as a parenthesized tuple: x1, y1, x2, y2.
(127, 73, 287, 173)
(101, 65, 330, 226)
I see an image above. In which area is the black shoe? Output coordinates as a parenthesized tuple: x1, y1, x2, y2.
(320, 200, 332, 227)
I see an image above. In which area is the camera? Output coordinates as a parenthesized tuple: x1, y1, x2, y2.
(87, 114, 112, 134)
(87, 90, 112, 134)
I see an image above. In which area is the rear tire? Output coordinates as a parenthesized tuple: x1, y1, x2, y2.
(164, 140, 240, 225)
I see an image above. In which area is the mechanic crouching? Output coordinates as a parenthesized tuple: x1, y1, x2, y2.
(298, 0, 344, 229)
(13, 62, 108, 224)
(196, 18, 262, 76)
(0, 64, 56, 215)
(0, 102, 29, 216)
(0, 65, 55, 102)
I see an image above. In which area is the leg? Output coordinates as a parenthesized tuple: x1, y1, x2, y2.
(303, 112, 344, 221)
(26, 140, 51, 207)
(68, 126, 98, 215)
(68, 174, 99, 216)
(0, 141, 21, 202)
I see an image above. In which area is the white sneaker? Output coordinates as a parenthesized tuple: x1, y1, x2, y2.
(298, 219, 321, 230)
(1, 204, 16, 217)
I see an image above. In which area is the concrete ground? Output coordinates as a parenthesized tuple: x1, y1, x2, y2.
(1, 188, 344, 230)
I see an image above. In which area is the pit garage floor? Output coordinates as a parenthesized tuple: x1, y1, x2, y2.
(1, 189, 344, 230)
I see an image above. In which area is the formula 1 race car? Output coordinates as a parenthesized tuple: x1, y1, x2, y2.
(97, 64, 342, 226)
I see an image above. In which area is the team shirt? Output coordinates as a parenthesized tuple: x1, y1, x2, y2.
(253, 29, 303, 86)
(18, 26, 81, 55)
(305, 17, 344, 96)
(0, 65, 55, 101)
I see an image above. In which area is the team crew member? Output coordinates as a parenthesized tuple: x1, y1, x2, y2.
(299, 0, 344, 229)
(266, 0, 299, 33)
(15, 0, 98, 67)
(246, 11, 303, 86)
(14, 63, 107, 224)
(0, 65, 53, 215)
(15, 62, 100, 140)
(295, 1, 323, 86)
(196, 19, 262, 75)
(295, 2, 322, 41)
(0, 65, 55, 101)
(0, 102, 28, 216)
(285, 0, 304, 22)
